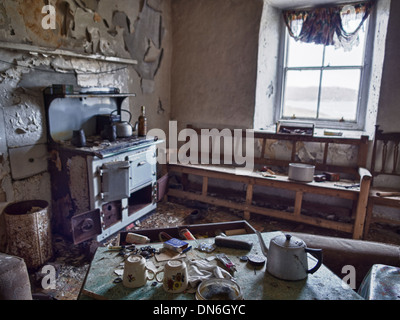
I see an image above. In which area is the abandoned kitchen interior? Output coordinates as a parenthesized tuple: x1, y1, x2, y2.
(0, 0, 399, 301)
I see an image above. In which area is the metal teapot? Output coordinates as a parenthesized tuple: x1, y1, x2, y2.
(256, 231, 323, 281)
(111, 109, 134, 138)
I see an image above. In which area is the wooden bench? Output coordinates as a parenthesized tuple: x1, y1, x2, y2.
(167, 125, 371, 239)
(364, 125, 400, 235)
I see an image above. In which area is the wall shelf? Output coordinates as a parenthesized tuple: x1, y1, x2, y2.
(0, 41, 138, 65)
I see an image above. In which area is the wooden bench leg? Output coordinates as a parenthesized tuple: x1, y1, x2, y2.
(364, 199, 374, 237)
(350, 201, 357, 219)
(352, 190, 370, 240)
(352, 170, 372, 239)
(181, 173, 189, 191)
(244, 184, 253, 220)
(294, 191, 303, 216)
(202, 176, 208, 196)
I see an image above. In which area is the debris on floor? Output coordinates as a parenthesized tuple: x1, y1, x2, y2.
(30, 234, 95, 300)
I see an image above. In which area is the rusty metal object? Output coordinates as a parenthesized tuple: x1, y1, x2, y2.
(4, 200, 53, 269)
(71, 209, 102, 245)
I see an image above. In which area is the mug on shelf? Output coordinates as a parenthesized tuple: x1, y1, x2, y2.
(155, 260, 188, 293)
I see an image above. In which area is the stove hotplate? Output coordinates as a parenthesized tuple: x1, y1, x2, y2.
(55, 135, 158, 159)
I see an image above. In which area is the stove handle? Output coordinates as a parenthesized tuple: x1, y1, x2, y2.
(118, 165, 130, 170)
(137, 161, 147, 167)
(81, 218, 94, 232)
(100, 165, 129, 175)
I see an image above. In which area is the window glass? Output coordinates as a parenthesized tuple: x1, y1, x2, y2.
(319, 69, 361, 121)
(286, 37, 324, 67)
(281, 23, 367, 125)
(283, 70, 320, 119)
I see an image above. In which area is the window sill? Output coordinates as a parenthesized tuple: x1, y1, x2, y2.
(256, 125, 370, 140)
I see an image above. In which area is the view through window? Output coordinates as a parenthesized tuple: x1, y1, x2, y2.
(280, 19, 368, 125)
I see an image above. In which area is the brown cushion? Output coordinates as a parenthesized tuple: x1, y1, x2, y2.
(292, 232, 400, 288)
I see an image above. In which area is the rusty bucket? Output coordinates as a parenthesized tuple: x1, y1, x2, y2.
(4, 200, 53, 269)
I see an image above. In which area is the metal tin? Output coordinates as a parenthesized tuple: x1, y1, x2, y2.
(288, 163, 315, 182)
(4, 200, 53, 269)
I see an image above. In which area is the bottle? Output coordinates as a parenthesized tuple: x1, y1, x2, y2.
(138, 105, 147, 137)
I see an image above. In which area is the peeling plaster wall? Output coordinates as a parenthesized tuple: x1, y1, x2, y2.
(1, 0, 137, 59)
(0, 0, 172, 250)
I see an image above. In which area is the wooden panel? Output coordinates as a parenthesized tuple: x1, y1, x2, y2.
(168, 188, 353, 233)
(365, 125, 400, 237)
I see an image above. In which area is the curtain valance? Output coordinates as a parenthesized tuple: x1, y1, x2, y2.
(283, 1, 375, 50)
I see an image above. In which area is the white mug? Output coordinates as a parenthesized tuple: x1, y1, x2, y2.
(155, 260, 188, 293)
(123, 255, 155, 288)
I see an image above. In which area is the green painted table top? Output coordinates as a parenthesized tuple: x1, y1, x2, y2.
(79, 231, 363, 300)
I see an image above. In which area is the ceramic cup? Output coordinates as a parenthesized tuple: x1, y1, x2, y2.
(155, 260, 188, 293)
(71, 129, 86, 147)
(123, 255, 155, 288)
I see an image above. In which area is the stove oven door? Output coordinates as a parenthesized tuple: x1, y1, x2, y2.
(71, 209, 102, 244)
(101, 160, 130, 202)
(127, 149, 155, 192)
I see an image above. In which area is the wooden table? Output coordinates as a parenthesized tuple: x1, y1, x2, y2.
(79, 232, 363, 300)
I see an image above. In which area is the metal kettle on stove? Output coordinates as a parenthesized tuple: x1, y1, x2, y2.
(111, 109, 135, 138)
(256, 231, 323, 281)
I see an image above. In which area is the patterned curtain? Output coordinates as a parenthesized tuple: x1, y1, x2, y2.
(283, 1, 375, 50)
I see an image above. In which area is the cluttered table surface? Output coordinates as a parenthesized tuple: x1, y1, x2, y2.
(79, 231, 363, 300)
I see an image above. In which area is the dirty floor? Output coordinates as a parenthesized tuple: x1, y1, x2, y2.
(30, 199, 400, 300)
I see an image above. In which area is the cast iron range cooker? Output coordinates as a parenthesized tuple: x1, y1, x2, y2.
(43, 85, 161, 244)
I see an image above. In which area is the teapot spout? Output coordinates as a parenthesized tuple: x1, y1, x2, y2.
(256, 231, 268, 257)
(133, 121, 139, 132)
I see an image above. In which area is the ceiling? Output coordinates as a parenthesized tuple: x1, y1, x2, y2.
(265, 0, 368, 9)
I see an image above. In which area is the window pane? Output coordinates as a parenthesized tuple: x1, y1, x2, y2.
(319, 69, 361, 121)
(324, 29, 366, 66)
(286, 36, 324, 67)
(283, 70, 320, 119)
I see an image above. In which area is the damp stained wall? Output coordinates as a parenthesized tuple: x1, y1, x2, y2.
(170, 0, 264, 131)
(376, 0, 400, 133)
(0, 0, 172, 249)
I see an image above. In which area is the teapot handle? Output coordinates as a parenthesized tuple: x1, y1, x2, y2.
(111, 109, 132, 122)
(305, 248, 323, 274)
